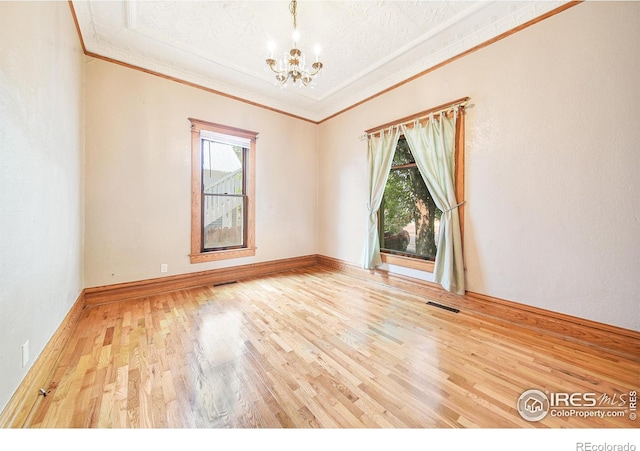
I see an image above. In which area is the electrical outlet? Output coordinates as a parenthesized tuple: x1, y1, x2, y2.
(161, 264, 168, 273)
(22, 340, 29, 368)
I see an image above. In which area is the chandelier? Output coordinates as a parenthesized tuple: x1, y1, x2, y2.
(265, 0, 323, 87)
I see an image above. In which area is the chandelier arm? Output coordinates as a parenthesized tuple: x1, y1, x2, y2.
(307, 62, 323, 77)
(266, 59, 288, 75)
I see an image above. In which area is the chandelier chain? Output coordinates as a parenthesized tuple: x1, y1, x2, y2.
(290, 0, 297, 31)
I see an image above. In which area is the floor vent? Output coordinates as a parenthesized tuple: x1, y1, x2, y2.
(213, 280, 238, 287)
(426, 301, 460, 313)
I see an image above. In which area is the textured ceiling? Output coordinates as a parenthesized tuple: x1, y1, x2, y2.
(72, 1, 568, 122)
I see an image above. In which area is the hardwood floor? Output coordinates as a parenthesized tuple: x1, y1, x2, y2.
(28, 266, 639, 428)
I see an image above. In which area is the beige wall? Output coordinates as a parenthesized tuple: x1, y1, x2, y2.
(2, 0, 639, 417)
(0, 2, 85, 412)
(318, 1, 640, 332)
(84, 59, 318, 287)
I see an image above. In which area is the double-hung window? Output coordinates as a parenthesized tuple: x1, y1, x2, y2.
(189, 119, 257, 263)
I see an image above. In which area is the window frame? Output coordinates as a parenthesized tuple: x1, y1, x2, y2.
(189, 118, 257, 263)
(378, 110, 465, 273)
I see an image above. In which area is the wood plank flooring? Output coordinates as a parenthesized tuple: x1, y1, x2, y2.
(28, 266, 639, 428)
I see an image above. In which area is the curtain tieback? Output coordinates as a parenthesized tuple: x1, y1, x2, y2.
(443, 201, 465, 213)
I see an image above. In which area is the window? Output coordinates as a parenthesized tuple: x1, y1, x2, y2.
(380, 137, 442, 263)
(376, 109, 465, 273)
(189, 119, 257, 263)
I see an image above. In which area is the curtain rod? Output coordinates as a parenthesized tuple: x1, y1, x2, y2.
(363, 96, 470, 138)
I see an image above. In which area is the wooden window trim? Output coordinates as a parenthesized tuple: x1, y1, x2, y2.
(189, 118, 257, 264)
(379, 107, 465, 273)
(380, 252, 436, 272)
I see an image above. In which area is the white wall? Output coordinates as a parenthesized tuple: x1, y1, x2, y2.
(0, 2, 85, 413)
(83, 59, 318, 287)
(318, 1, 640, 332)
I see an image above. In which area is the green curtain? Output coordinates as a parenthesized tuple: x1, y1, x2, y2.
(363, 127, 400, 269)
(402, 108, 464, 294)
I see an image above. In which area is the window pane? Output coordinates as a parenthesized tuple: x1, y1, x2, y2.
(391, 137, 414, 166)
(201, 138, 246, 250)
(381, 166, 442, 260)
(202, 140, 243, 195)
(203, 195, 244, 249)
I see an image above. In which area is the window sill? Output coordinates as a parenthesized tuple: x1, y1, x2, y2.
(190, 247, 256, 264)
(380, 252, 435, 273)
